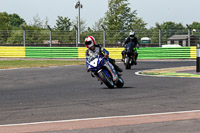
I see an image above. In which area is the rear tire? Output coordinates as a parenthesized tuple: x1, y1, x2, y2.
(98, 70, 114, 88)
(116, 77, 124, 88)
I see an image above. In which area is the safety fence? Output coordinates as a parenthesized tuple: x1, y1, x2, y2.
(0, 46, 197, 59)
(1, 29, 200, 47)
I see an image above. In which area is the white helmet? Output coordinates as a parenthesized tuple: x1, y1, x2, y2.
(129, 31, 135, 39)
(85, 36, 96, 48)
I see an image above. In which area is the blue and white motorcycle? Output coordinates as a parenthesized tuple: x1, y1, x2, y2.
(87, 55, 124, 88)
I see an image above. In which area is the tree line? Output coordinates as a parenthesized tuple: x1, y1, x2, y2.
(0, 0, 200, 45)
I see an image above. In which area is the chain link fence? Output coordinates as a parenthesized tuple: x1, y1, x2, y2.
(0, 29, 199, 47)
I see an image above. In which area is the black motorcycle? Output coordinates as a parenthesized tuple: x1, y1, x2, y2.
(123, 42, 137, 69)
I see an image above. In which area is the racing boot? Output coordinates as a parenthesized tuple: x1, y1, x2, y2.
(121, 51, 126, 62)
(112, 63, 123, 72)
(109, 58, 123, 72)
(134, 60, 137, 65)
(134, 53, 138, 65)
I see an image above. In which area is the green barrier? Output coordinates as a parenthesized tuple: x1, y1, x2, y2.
(25, 47, 78, 58)
(77, 47, 191, 59)
(0, 46, 192, 59)
(137, 47, 191, 59)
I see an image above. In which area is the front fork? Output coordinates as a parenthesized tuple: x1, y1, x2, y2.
(103, 60, 118, 82)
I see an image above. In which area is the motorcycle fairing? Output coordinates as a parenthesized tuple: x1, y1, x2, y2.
(103, 61, 118, 81)
(86, 55, 118, 82)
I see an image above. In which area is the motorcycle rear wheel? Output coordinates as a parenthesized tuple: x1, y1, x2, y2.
(116, 77, 124, 88)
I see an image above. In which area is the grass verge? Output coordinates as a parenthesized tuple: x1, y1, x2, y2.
(140, 66, 200, 78)
(0, 60, 85, 69)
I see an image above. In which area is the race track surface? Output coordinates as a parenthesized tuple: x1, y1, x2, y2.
(0, 60, 200, 132)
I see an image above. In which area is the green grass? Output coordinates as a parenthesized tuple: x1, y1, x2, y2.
(140, 66, 200, 78)
(0, 60, 86, 69)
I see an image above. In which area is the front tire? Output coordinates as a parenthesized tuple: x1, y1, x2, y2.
(125, 58, 131, 69)
(98, 69, 114, 88)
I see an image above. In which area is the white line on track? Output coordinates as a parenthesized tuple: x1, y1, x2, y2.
(1, 109, 200, 127)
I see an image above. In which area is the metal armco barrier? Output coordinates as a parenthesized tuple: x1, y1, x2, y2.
(197, 44, 200, 72)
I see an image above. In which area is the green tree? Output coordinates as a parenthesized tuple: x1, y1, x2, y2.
(189, 22, 200, 43)
(72, 17, 88, 43)
(42, 17, 49, 29)
(104, 0, 136, 31)
(0, 12, 12, 43)
(149, 22, 187, 45)
(9, 13, 25, 27)
(0, 12, 11, 29)
(189, 22, 200, 35)
(103, 0, 140, 43)
(53, 16, 74, 44)
(23, 25, 42, 44)
(32, 14, 43, 28)
(92, 18, 104, 31)
(129, 16, 148, 42)
(148, 27, 159, 44)
(189, 22, 200, 29)
(54, 16, 72, 31)
(72, 16, 87, 32)
(6, 30, 23, 44)
(160, 21, 186, 43)
(131, 17, 147, 31)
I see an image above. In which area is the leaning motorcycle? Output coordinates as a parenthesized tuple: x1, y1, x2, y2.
(86, 55, 124, 88)
(123, 42, 136, 69)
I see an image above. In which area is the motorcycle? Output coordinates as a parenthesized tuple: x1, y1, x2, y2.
(86, 55, 124, 88)
(123, 42, 137, 69)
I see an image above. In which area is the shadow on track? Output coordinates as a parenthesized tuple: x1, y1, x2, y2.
(100, 86, 134, 90)
(124, 67, 152, 71)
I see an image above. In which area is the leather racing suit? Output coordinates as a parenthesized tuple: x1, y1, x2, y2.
(86, 44, 122, 72)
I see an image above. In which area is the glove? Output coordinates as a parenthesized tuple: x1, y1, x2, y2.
(104, 54, 109, 59)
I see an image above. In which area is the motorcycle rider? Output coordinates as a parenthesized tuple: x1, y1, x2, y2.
(85, 36, 123, 73)
(121, 31, 140, 65)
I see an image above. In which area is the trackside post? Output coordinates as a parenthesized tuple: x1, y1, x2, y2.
(197, 44, 200, 72)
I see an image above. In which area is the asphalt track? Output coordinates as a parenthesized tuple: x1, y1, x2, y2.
(0, 60, 200, 133)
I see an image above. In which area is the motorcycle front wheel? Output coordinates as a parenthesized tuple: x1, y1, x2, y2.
(125, 58, 131, 69)
(98, 69, 114, 88)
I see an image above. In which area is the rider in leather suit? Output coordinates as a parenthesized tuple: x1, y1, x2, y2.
(121, 31, 140, 65)
(85, 36, 123, 73)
